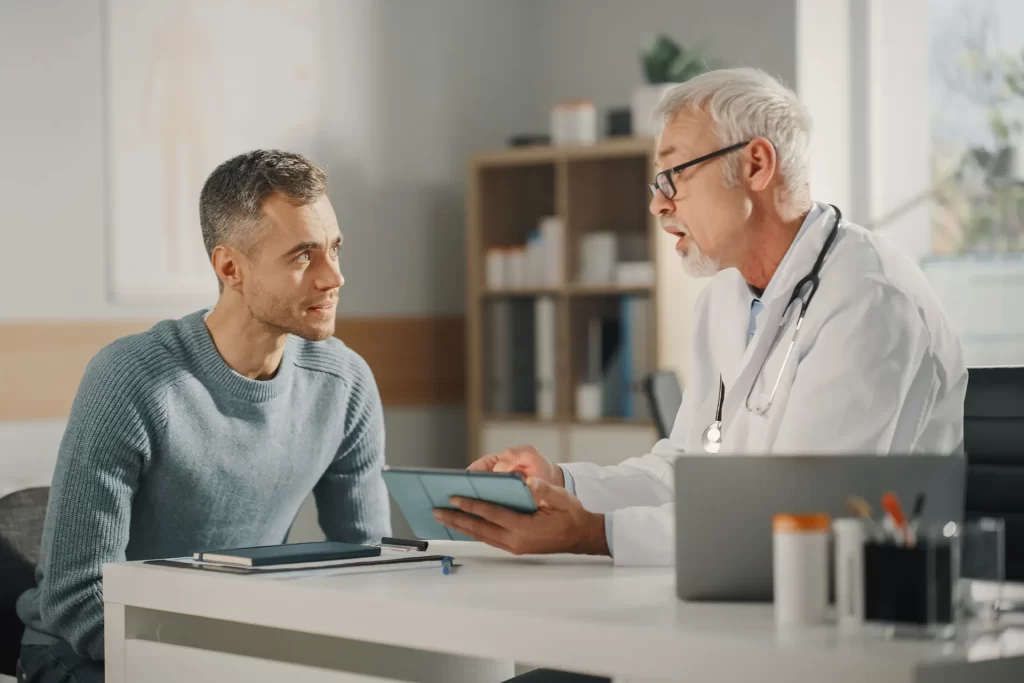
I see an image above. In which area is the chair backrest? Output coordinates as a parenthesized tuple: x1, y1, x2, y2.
(0, 487, 49, 677)
(963, 366, 1024, 582)
(645, 370, 683, 440)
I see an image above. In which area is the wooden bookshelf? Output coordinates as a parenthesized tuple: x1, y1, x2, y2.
(465, 137, 693, 465)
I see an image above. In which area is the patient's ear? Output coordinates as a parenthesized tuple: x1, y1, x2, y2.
(211, 245, 244, 293)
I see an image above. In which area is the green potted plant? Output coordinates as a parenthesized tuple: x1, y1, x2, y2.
(632, 35, 711, 136)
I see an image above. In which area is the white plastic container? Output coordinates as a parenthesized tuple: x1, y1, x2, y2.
(550, 100, 597, 146)
(773, 513, 830, 627)
(486, 248, 506, 290)
(833, 518, 866, 631)
(575, 382, 602, 421)
(579, 232, 617, 284)
(506, 247, 526, 289)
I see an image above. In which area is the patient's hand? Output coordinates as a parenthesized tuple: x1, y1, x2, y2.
(467, 445, 564, 487)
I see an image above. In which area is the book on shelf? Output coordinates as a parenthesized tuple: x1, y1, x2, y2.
(488, 299, 536, 414)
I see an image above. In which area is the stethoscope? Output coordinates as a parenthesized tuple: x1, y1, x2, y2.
(701, 205, 843, 454)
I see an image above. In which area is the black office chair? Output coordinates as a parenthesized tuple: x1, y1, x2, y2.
(0, 486, 49, 678)
(963, 366, 1024, 582)
(644, 370, 683, 440)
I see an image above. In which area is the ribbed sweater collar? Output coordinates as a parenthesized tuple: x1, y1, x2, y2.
(179, 310, 295, 402)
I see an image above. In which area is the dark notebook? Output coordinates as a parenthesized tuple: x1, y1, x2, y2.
(192, 541, 380, 567)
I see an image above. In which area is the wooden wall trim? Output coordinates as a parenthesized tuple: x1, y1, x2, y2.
(334, 317, 465, 407)
(0, 317, 465, 420)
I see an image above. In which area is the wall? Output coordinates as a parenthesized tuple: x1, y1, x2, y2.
(526, 0, 798, 135)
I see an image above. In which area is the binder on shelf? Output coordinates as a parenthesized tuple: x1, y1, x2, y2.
(620, 296, 651, 420)
(488, 300, 511, 414)
(488, 300, 535, 414)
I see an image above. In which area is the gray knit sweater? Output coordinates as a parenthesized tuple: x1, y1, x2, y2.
(16, 309, 391, 659)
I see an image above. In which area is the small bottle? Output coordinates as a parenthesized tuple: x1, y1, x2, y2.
(832, 518, 866, 631)
(773, 513, 830, 627)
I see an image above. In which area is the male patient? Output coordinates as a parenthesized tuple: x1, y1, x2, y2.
(16, 150, 390, 682)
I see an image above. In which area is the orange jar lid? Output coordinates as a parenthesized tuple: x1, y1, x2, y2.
(773, 513, 831, 533)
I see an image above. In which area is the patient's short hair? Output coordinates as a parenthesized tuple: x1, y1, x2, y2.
(199, 149, 327, 257)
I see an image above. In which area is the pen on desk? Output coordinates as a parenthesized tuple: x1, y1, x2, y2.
(378, 537, 429, 552)
(881, 492, 909, 546)
(441, 557, 458, 575)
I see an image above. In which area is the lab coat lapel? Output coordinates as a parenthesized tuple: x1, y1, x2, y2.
(719, 205, 838, 433)
(711, 272, 754, 392)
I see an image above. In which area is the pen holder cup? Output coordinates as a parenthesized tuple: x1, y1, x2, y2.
(863, 524, 961, 638)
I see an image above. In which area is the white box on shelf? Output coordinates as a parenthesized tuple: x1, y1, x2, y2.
(506, 247, 526, 289)
(539, 216, 564, 286)
(576, 382, 602, 422)
(579, 232, 617, 284)
(618, 233, 649, 262)
(616, 261, 655, 287)
(525, 232, 543, 288)
(486, 248, 506, 290)
(550, 100, 597, 146)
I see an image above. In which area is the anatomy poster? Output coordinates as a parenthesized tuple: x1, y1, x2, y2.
(106, 0, 321, 304)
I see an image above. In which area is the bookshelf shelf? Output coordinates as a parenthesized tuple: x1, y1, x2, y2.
(482, 415, 566, 426)
(483, 288, 563, 297)
(567, 283, 653, 296)
(466, 137, 693, 465)
(471, 137, 655, 168)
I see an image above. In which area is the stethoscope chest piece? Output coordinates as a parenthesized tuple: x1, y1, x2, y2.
(701, 420, 723, 454)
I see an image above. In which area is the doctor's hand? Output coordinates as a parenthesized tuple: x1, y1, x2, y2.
(466, 445, 565, 487)
(433, 477, 608, 556)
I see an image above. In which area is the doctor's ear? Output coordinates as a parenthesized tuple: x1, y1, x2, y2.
(743, 137, 778, 193)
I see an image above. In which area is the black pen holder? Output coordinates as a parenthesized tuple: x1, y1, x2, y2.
(863, 532, 959, 629)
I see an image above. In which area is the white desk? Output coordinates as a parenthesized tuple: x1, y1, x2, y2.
(103, 542, 1024, 683)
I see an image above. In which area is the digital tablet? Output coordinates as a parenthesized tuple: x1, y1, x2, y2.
(382, 466, 538, 541)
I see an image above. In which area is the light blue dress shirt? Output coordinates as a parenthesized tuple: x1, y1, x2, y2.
(562, 203, 826, 558)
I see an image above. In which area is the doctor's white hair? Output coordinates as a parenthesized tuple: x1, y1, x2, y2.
(651, 67, 812, 213)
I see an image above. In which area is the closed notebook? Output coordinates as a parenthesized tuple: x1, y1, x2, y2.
(192, 541, 380, 567)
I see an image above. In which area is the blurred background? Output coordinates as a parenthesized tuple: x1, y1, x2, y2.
(1, 0, 1021, 539)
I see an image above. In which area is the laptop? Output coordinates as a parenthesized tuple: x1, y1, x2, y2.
(674, 454, 966, 601)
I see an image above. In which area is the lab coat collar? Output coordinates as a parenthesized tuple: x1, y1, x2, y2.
(715, 202, 838, 396)
(759, 202, 827, 305)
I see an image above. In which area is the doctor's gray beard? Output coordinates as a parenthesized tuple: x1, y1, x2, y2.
(678, 241, 720, 278)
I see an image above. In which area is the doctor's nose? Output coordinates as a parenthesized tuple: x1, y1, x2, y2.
(649, 189, 674, 217)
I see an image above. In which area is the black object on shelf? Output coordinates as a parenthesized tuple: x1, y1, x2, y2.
(507, 134, 551, 147)
(607, 108, 632, 137)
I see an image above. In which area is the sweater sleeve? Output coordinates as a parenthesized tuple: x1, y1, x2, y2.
(314, 354, 391, 544)
(36, 344, 157, 660)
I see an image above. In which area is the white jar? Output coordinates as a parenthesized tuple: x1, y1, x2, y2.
(832, 518, 866, 630)
(773, 513, 830, 627)
(486, 248, 506, 291)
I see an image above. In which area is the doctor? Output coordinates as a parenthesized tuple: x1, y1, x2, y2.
(435, 67, 968, 567)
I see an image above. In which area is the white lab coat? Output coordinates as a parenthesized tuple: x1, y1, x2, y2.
(561, 203, 968, 567)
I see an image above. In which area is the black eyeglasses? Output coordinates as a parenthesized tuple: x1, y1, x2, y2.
(649, 141, 751, 200)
